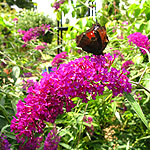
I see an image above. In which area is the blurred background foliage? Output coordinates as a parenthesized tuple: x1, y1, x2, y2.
(0, 0, 36, 9)
(16, 9, 56, 43)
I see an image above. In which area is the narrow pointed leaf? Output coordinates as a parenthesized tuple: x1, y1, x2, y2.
(124, 92, 149, 129)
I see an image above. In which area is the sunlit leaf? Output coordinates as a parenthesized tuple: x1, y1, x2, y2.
(59, 142, 72, 149)
(124, 92, 149, 129)
(12, 66, 20, 80)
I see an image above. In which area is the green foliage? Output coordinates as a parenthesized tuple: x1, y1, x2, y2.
(0, 0, 36, 9)
(16, 9, 56, 30)
(0, 8, 57, 148)
(55, 95, 113, 149)
(124, 92, 149, 129)
(53, 0, 92, 21)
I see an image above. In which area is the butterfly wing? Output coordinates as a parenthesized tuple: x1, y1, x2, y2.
(76, 23, 109, 55)
(96, 26, 109, 51)
(76, 24, 100, 54)
(76, 33, 91, 48)
(76, 24, 95, 48)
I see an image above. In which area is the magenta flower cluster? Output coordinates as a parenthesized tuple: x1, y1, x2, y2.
(121, 60, 134, 70)
(51, 52, 68, 67)
(18, 137, 42, 150)
(135, 93, 142, 101)
(21, 72, 32, 77)
(0, 134, 11, 150)
(18, 24, 50, 46)
(34, 42, 48, 51)
(127, 32, 150, 54)
(11, 53, 132, 148)
(83, 116, 94, 136)
(22, 79, 35, 91)
(53, 0, 65, 10)
(113, 50, 124, 61)
(122, 21, 128, 25)
(13, 18, 18, 22)
(34, 45, 45, 51)
(44, 127, 61, 150)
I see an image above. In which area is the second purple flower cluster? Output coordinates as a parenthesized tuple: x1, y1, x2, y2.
(128, 32, 150, 54)
(18, 24, 50, 47)
(52, 0, 65, 10)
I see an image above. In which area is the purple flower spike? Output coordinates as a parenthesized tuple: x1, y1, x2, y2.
(44, 127, 61, 150)
(83, 116, 94, 136)
(18, 24, 51, 47)
(53, 0, 65, 10)
(34, 45, 45, 51)
(13, 18, 18, 22)
(0, 133, 11, 150)
(121, 60, 134, 70)
(51, 52, 68, 67)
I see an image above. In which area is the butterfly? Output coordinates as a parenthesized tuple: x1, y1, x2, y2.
(76, 23, 109, 55)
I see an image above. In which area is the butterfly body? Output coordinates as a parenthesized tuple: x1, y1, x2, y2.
(76, 23, 109, 55)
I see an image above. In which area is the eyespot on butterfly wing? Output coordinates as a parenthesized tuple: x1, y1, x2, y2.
(76, 23, 109, 55)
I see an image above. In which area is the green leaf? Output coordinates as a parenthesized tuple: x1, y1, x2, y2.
(146, 20, 150, 33)
(59, 142, 72, 149)
(83, 122, 92, 127)
(132, 54, 143, 64)
(1, 124, 10, 133)
(49, 44, 63, 51)
(72, 10, 75, 18)
(79, 21, 83, 29)
(143, 74, 150, 91)
(126, 141, 130, 150)
(62, 6, 70, 16)
(12, 66, 20, 80)
(5, 132, 16, 140)
(75, 4, 83, 8)
(147, 62, 150, 67)
(59, 128, 74, 139)
(112, 101, 122, 124)
(0, 16, 6, 26)
(0, 116, 8, 129)
(70, 31, 76, 39)
(111, 101, 116, 113)
(124, 92, 149, 129)
(57, 11, 62, 20)
(145, 5, 150, 21)
(134, 8, 141, 18)
(138, 23, 145, 32)
(115, 111, 122, 125)
(0, 104, 10, 124)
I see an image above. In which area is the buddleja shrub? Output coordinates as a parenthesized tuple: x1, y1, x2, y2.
(10, 53, 132, 149)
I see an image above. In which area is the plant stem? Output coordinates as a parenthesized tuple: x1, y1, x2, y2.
(130, 81, 150, 94)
